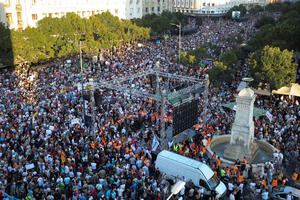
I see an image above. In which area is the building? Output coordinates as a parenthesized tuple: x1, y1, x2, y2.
(0, 0, 146, 30)
(142, 0, 174, 15)
(174, 0, 270, 15)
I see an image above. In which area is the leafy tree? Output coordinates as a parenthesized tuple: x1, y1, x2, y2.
(0, 23, 13, 66)
(7, 11, 150, 66)
(248, 45, 297, 90)
(220, 50, 238, 70)
(225, 5, 247, 19)
(208, 61, 232, 86)
(179, 46, 208, 66)
(255, 15, 275, 28)
(133, 11, 188, 36)
(249, 5, 264, 15)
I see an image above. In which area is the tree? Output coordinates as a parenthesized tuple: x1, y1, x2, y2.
(220, 50, 238, 70)
(0, 23, 13, 66)
(255, 15, 275, 28)
(249, 5, 263, 15)
(225, 5, 247, 19)
(248, 45, 297, 90)
(179, 46, 208, 66)
(208, 61, 232, 86)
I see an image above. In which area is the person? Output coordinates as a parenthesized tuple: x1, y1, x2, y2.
(229, 192, 235, 200)
(210, 188, 217, 200)
(261, 189, 268, 200)
(286, 191, 293, 200)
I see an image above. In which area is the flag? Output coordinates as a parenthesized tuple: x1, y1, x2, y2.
(151, 135, 159, 151)
(266, 111, 272, 122)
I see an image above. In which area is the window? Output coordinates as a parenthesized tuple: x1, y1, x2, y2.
(152, 7, 154, 12)
(211, 11, 214, 14)
(5, 0, 11, 7)
(130, 8, 133, 15)
(158, 0, 160, 3)
(130, 0, 133, 4)
(32, 14, 37, 20)
(158, 7, 160, 12)
(146, 7, 148, 12)
(203, 3, 205, 6)
(6, 13, 12, 25)
(92, 11, 95, 15)
(115, 9, 118, 15)
(207, 3, 210, 6)
(212, 3, 214, 6)
(202, 11, 205, 13)
(137, 8, 140, 13)
(49, 13, 53, 18)
(17, 12, 22, 20)
(32, 0, 36, 6)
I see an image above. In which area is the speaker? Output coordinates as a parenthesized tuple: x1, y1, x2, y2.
(173, 99, 199, 137)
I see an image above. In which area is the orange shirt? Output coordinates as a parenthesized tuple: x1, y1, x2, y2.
(292, 173, 298, 181)
(272, 179, 278, 186)
(238, 175, 243, 183)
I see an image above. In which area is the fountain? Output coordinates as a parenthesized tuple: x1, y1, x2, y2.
(207, 78, 276, 170)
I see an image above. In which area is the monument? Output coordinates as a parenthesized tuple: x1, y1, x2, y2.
(223, 78, 258, 163)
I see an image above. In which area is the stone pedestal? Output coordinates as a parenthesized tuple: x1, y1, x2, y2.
(223, 88, 258, 163)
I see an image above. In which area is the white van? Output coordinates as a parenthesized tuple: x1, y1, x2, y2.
(155, 150, 227, 198)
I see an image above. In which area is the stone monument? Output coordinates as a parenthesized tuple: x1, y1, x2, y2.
(223, 78, 258, 163)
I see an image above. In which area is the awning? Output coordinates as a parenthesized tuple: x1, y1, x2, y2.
(272, 83, 300, 97)
(222, 102, 267, 117)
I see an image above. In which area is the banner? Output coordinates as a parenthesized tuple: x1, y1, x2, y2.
(151, 135, 159, 151)
(265, 111, 273, 122)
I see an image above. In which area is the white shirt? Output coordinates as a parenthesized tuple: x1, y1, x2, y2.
(228, 182, 234, 191)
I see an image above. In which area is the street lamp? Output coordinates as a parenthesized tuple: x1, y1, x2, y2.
(170, 23, 182, 65)
(68, 40, 86, 126)
(167, 181, 186, 200)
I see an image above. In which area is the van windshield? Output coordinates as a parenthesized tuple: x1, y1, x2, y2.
(207, 174, 220, 189)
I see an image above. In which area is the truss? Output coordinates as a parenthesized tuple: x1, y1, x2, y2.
(95, 69, 205, 106)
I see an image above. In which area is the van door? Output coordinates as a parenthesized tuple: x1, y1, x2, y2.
(199, 179, 210, 191)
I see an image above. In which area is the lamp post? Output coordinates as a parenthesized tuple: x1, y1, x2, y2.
(68, 40, 86, 126)
(170, 23, 182, 64)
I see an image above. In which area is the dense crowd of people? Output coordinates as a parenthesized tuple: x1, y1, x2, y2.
(0, 14, 299, 200)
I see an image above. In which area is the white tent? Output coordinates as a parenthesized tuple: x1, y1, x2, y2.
(272, 83, 300, 97)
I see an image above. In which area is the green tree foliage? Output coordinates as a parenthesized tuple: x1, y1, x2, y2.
(220, 50, 238, 70)
(248, 45, 297, 90)
(179, 46, 208, 66)
(208, 61, 232, 86)
(248, 2, 300, 52)
(249, 5, 264, 15)
(0, 23, 13, 65)
(3, 12, 150, 66)
(254, 15, 275, 28)
(225, 5, 247, 19)
(133, 11, 188, 36)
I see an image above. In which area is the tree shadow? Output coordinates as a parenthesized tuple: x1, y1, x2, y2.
(0, 2, 14, 71)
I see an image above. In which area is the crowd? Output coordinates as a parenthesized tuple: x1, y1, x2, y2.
(0, 14, 299, 200)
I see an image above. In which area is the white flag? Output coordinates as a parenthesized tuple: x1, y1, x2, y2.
(266, 111, 272, 122)
(151, 135, 159, 152)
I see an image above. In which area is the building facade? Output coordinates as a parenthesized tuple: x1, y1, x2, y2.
(174, 0, 270, 15)
(0, 0, 147, 30)
(142, 0, 174, 15)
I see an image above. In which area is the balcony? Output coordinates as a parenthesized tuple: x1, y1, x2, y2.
(16, 4, 22, 11)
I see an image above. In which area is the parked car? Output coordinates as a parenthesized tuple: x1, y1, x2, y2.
(271, 186, 300, 200)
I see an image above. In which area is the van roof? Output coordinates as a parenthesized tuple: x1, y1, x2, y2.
(158, 150, 204, 169)
(158, 151, 214, 180)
